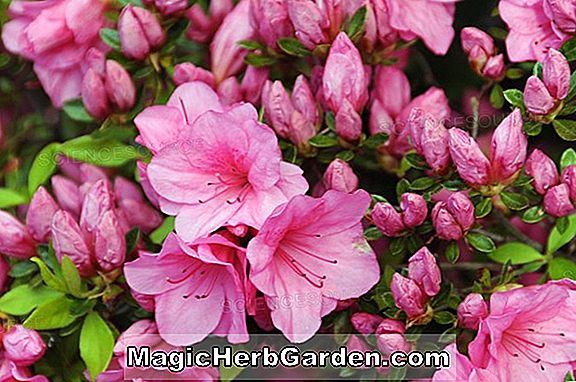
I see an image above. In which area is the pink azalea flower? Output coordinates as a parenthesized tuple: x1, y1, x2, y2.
(124, 233, 249, 346)
(468, 279, 576, 380)
(1, 0, 108, 107)
(432, 344, 499, 382)
(136, 82, 308, 241)
(246, 190, 380, 342)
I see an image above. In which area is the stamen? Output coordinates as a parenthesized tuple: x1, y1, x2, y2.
(282, 242, 338, 264)
(278, 251, 324, 288)
(166, 262, 204, 284)
(195, 273, 219, 299)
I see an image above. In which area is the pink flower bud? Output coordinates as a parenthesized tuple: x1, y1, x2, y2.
(118, 5, 166, 61)
(104, 60, 136, 112)
(351, 312, 384, 335)
(51, 210, 94, 277)
(408, 247, 441, 298)
(287, 0, 328, 49)
(250, 0, 293, 47)
(173, 63, 215, 87)
(431, 202, 463, 241)
(0, 211, 36, 259)
(525, 149, 559, 195)
(80, 179, 115, 234)
(0, 256, 9, 293)
(482, 54, 505, 80)
(241, 66, 269, 105)
(375, 319, 410, 355)
(291, 75, 320, 129)
(369, 99, 394, 136)
(262, 80, 295, 139)
(81, 68, 111, 119)
(446, 192, 475, 232)
(448, 128, 491, 186)
(372, 202, 405, 237)
(561, 165, 576, 202)
(218, 77, 243, 105)
(114, 177, 162, 234)
(51, 176, 82, 218)
(421, 119, 451, 174)
(544, 184, 575, 217)
(335, 100, 362, 142)
(154, 0, 188, 15)
(400, 193, 427, 228)
(186, 1, 233, 43)
(490, 109, 527, 183)
(461, 27, 495, 57)
(94, 210, 126, 272)
(457, 293, 488, 330)
(211, 0, 255, 83)
(544, 0, 576, 34)
(524, 76, 555, 115)
(323, 159, 359, 193)
(3, 325, 46, 367)
(26, 187, 59, 243)
(391, 273, 426, 319)
(543, 48, 570, 100)
(323, 32, 369, 113)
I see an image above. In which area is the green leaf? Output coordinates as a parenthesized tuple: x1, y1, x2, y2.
(553, 119, 576, 141)
(466, 232, 496, 253)
(488, 242, 545, 264)
(28, 143, 61, 195)
(308, 135, 339, 148)
(433, 311, 457, 325)
(549, 257, 576, 280)
(9, 261, 37, 278)
(237, 39, 265, 51)
(335, 150, 355, 162)
(243, 53, 276, 67)
(126, 228, 140, 255)
(522, 206, 545, 224)
(567, 71, 576, 100)
(364, 226, 383, 241)
(505, 68, 524, 80)
(61, 256, 83, 297)
(63, 99, 94, 123)
(404, 152, 428, 170)
(560, 148, 576, 171)
(475, 198, 493, 218)
(0, 285, 63, 315)
(560, 36, 576, 61)
(533, 62, 543, 77)
(362, 133, 388, 149)
(60, 136, 140, 167)
(24, 296, 80, 330)
(547, 214, 576, 254)
(396, 179, 410, 200)
(99, 28, 121, 51)
(347, 6, 367, 41)
(30, 257, 67, 292)
(503, 89, 524, 108)
(409, 177, 435, 191)
(277, 37, 310, 57)
(524, 121, 543, 136)
(500, 192, 529, 211)
(445, 241, 460, 263)
(0, 188, 28, 208)
(80, 312, 115, 381)
(489, 84, 504, 109)
(149, 216, 175, 244)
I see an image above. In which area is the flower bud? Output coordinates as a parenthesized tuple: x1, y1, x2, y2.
(482, 54, 506, 80)
(461, 27, 495, 57)
(0, 256, 9, 293)
(173, 63, 215, 87)
(457, 293, 488, 330)
(391, 273, 426, 319)
(431, 202, 463, 241)
(372, 202, 405, 237)
(26, 187, 59, 243)
(446, 192, 475, 232)
(119, 5, 166, 61)
(323, 32, 369, 113)
(448, 128, 491, 186)
(421, 119, 450, 174)
(323, 159, 358, 193)
(543, 48, 570, 100)
(408, 247, 441, 298)
(262, 80, 295, 139)
(186, 1, 233, 43)
(525, 149, 559, 195)
(291, 75, 320, 129)
(51, 210, 94, 277)
(81, 67, 111, 119)
(154, 0, 188, 15)
(105, 60, 136, 112)
(94, 210, 126, 272)
(3, 325, 46, 366)
(375, 319, 410, 355)
(0, 211, 36, 259)
(250, 0, 293, 47)
(80, 179, 115, 234)
(490, 109, 527, 183)
(351, 312, 383, 335)
(400, 193, 427, 228)
(217, 77, 243, 105)
(544, 184, 575, 217)
(561, 165, 576, 202)
(51, 176, 82, 218)
(287, 0, 328, 49)
(524, 75, 555, 115)
(241, 66, 269, 105)
(335, 100, 362, 142)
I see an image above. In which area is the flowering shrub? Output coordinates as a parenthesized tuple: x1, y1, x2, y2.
(0, 0, 576, 381)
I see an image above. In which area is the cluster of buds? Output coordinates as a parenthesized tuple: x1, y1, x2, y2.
(523, 49, 570, 121)
(262, 75, 321, 151)
(142, 0, 188, 16)
(390, 247, 441, 320)
(457, 293, 488, 330)
(372, 193, 427, 237)
(431, 192, 475, 241)
(448, 109, 527, 192)
(460, 27, 505, 81)
(525, 149, 576, 217)
(118, 4, 166, 61)
(81, 49, 136, 119)
(350, 313, 411, 356)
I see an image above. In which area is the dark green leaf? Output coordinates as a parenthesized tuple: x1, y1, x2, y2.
(389, 237, 406, 257)
(433, 311, 456, 325)
(99, 28, 121, 51)
(474, 198, 493, 218)
(126, 228, 140, 255)
(466, 232, 496, 253)
(277, 37, 311, 57)
(445, 241, 460, 263)
(488, 242, 545, 264)
(9, 261, 37, 278)
(409, 177, 435, 191)
(347, 6, 367, 41)
(549, 257, 576, 280)
(524, 121, 543, 136)
(335, 150, 355, 161)
(80, 312, 115, 381)
(396, 179, 410, 200)
(560, 36, 576, 61)
(0, 285, 63, 315)
(0, 188, 28, 208)
(243, 53, 276, 67)
(404, 152, 428, 170)
(522, 206, 545, 224)
(533, 62, 543, 77)
(500, 191, 529, 211)
(28, 143, 61, 195)
(308, 135, 339, 148)
(364, 226, 382, 241)
(325, 112, 336, 132)
(63, 100, 94, 123)
(237, 39, 265, 51)
(362, 133, 388, 149)
(505, 68, 524, 80)
(553, 119, 576, 141)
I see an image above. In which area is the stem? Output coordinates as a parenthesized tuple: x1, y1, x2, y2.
(471, 82, 492, 138)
